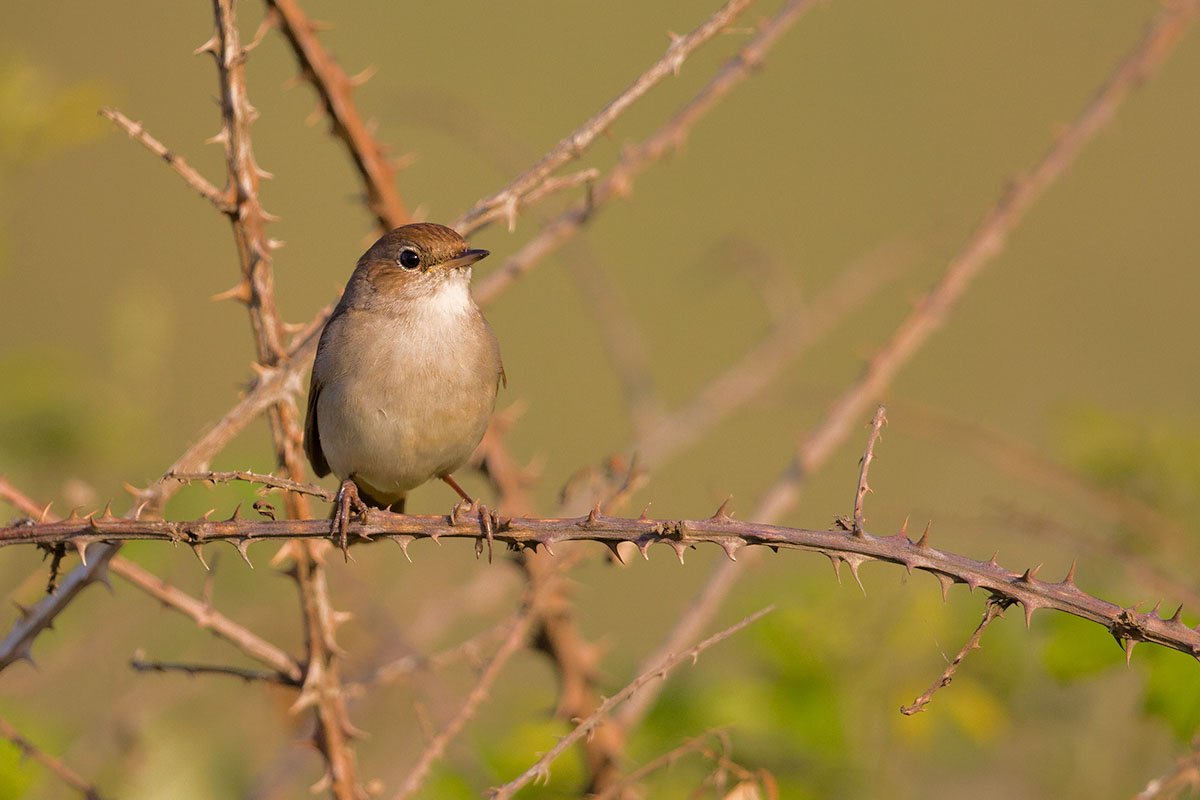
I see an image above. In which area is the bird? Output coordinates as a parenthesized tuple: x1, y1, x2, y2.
(303, 222, 504, 553)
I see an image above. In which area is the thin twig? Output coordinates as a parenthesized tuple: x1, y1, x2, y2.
(900, 596, 1013, 715)
(453, 0, 758, 236)
(591, 729, 731, 800)
(131, 653, 300, 686)
(853, 405, 888, 534)
(266, 0, 409, 230)
(392, 612, 533, 799)
(488, 606, 773, 799)
(0, 715, 107, 800)
(169, 469, 337, 502)
(100, 106, 231, 211)
(112, 556, 304, 681)
(473, 0, 820, 306)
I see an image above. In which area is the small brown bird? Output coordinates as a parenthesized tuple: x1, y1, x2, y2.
(304, 223, 503, 547)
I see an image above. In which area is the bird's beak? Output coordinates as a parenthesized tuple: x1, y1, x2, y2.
(445, 248, 490, 270)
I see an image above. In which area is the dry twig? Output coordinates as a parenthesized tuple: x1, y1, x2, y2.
(453, 0, 758, 235)
(0, 715, 107, 800)
(900, 596, 1013, 715)
(488, 607, 773, 799)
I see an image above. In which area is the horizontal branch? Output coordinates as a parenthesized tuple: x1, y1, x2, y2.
(3, 506, 1197, 663)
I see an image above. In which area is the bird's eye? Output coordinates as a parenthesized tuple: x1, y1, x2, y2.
(399, 249, 421, 270)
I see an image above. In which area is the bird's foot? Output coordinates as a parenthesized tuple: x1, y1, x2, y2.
(333, 478, 369, 561)
(473, 502, 496, 563)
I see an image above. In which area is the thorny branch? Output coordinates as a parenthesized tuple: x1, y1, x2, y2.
(5, 432, 1200, 665)
(611, 0, 1200, 745)
(202, 2, 358, 797)
(452, 0, 757, 236)
(472, 0, 822, 307)
(130, 653, 300, 686)
(265, 0, 410, 231)
(0, 715, 107, 800)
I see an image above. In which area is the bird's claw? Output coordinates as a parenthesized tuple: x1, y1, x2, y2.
(473, 502, 495, 563)
(333, 478, 369, 561)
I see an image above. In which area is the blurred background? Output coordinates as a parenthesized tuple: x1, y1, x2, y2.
(2, 1, 1199, 797)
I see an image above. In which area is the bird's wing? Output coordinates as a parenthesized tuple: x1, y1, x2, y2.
(303, 373, 331, 477)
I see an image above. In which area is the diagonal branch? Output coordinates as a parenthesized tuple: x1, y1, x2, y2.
(453, 0, 758, 236)
(487, 607, 773, 799)
(0, 715, 107, 800)
(900, 596, 1013, 715)
(472, 0, 820, 306)
(265, 0, 409, 231)
(100, 107, 230, 211)
(613, 0, 1200, 738)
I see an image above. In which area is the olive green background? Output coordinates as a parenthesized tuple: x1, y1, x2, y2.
(2, 1, 1199, 797)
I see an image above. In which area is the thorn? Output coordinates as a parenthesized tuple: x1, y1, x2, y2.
(1169, 605, 1184, 625)
(826, 553, 843, 584)
(636, 539, 652, 560)
(1124, 637, 1137, 666)
(66, 506, 82, 522)
(211, 281, 253, 304)
(228, 503, 243, 522)
(585, 503, 601, 526)
(602, 540, 626, 565)
(99, 502, 115, 521)
(986, 551, 1000, 568)
(541, 539, 556, 557)
(1016, 564, 1042, 583)
(1062, 559, 1077, 586)
(193, 35, 219, 56)
(233, 538, 254, 568)
(916, 521, 931, 548)
(638, 504, 650, 521)
(74, 538, 89, 566)
(669, 541, 686, 564)
(845, 555, 866, 595)
(718, 539, 740, 562)
(37, 502, 53, 523)
(191, 543, 210, 571)
(202, 508, 216, 521)
(1023, 601, 1037, 628)
(1151, 600, 1163, 617)
(349, 65, 378, 87)
(898, 514, 909, 539)
(711, 497, 733, 521)
(392, 535, 414, 562)
(934, 573, 953, 601)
